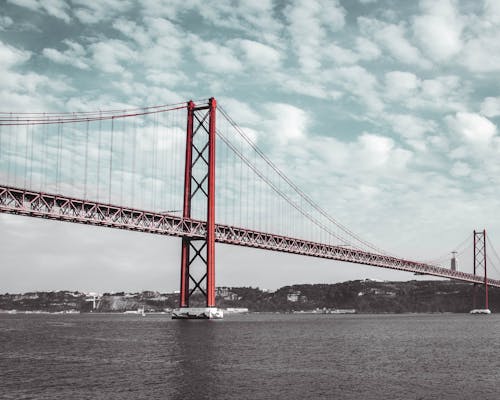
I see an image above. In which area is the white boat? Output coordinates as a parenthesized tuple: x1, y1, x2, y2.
(469, 309, 491, 315)
(172, 307, 223, 319)
(124, 307, 146, 316)
(225, 307, 249, 313)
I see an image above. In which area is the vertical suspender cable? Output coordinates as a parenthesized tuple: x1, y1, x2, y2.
(97, 112, 102, 201)
(120, 114, 125, 206)
(24, 123, 29, 189)
(84, 120, 89, 200)
(42, 115, 47, 191)
(69, 114, 75, 196)
(131, 117, 137, 208)
(109, 116, 114, 204)
(152, 112, 158, 211)
(29, 122, 34, 190)
(7, 114, 12, 185)
(55, 122, 62, 193)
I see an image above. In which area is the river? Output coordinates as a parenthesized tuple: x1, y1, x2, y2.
(1, 313, 499, 399)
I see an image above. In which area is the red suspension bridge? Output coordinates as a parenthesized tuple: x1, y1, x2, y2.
(0, 98, 499, 316)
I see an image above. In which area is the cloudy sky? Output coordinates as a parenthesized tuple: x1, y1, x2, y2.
(2, 0, 500, 293)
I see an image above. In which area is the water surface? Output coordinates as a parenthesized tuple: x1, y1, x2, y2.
(1, 313, 499, 399)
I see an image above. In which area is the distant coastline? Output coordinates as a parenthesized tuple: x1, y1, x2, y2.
(0, 280, 497, 314)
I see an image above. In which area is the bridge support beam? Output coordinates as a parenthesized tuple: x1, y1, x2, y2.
(178, 98, 219, 316)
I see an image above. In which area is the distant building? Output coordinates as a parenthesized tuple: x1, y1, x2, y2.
(287, 291, 301, 302)
(216, 287, 240, 301)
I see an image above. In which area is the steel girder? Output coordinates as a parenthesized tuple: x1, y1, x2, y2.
(2, 184, 499, 288)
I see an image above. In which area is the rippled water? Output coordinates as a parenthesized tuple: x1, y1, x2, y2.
(1, 313, 499, 399)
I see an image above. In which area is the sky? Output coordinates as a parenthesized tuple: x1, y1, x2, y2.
(1, 0, 500, 293)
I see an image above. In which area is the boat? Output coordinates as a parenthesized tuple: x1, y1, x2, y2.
(469, 309, 491, 315)
(123, 307, 146, 316)
(172, 307, 223, 319)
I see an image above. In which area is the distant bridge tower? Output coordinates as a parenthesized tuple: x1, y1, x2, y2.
(450, 251, 457, 271)
(473, 230, 489, 311)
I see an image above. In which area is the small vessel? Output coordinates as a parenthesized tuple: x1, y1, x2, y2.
(469, 309, 491, 315)
(124, 306, 146, 316)
(172, 307, 223, 319)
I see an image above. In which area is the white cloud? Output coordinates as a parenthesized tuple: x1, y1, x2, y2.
(202, 1, 283, 45)
(140, 0, 282, 46)
(355, 37, 381, 60)
(0, 41, 31, 68)
(139, 18, 186, 69)
(0, 16, 13, 30)
(450, 161, 471, 177)
(219, 97, 260, 126)
(384, 71, 420, 100)
(385, 113, 436, 139)
(358, 133, 395, 167)
(326, 43, 359, 65)
(263, 103, 309, 144)
(480, 97, 500, 118)
(145, 71, 187, 87)
(275, 72, 342, 100)
(110, 81, 184, 105)
(7, 0, 71, 23)
(113, 19, 150, 47)
(333, 65, 383, 111)
(412, 0, 463, 61)
(42, 0, 71, 23)
(90, 40, 137, 75)
(0, 41, 71, 111)
(483, 0, 500, 23)
(461, 33, 500, 73)
(286, 0, 346, 73)
(73, 0, 133, 24)
(232, 39, 282, 70)
(308, 133, 412, 175)
(401, 75, 466, 112)
(358, 17, 431, 68)
(458, 0, 500, 73)
(192, 40, 242, 73)
(446, 112, 497, 143)
(42, 40, 89, 69)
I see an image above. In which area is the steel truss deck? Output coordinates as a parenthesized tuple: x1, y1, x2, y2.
(2, 185, 499, 288)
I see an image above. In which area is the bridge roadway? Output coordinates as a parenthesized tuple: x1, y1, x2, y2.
(1, 184, 499, 288)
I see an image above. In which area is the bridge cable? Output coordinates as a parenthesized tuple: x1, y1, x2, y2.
(420, 233, 473, 265)
(216, 129, 351, 246)
(219, 106, 388, 254)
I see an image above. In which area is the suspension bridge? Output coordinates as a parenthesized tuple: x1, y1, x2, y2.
(1, 98, 499, 317)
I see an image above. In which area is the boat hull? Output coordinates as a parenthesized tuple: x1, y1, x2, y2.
(469, 309, 491, 315)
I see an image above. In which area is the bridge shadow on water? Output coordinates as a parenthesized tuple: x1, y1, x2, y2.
(169, 320, 222, 400)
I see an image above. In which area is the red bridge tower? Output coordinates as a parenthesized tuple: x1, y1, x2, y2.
(173, 98, 221, 319)
(472, 229, 490, 313)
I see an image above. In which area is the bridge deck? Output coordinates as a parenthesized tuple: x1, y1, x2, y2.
(1, 185, 499, 288)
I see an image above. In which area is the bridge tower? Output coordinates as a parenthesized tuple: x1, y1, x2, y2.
(472, 229, 489, 312)
(173, 98, 222, 319)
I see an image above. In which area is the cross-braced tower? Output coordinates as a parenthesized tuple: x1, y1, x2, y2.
(174, 98, 220, 319)
(473, 229, 488, 310)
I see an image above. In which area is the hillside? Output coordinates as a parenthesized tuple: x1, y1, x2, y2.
(0, 280, 497, 313)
